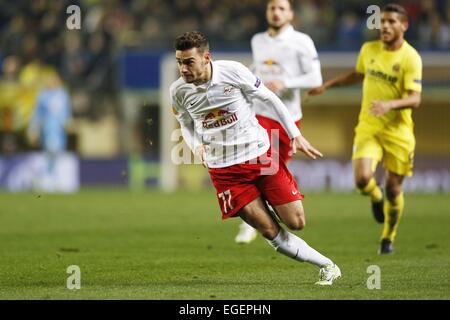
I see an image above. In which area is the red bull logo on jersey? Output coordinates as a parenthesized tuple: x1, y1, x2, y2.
(202, 108, 238, 129)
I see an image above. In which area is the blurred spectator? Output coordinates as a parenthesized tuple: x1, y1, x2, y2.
(19, 47, 55, 128)
(27, 70, 71, 152)
(60, 31, 89, 88)
(0, 56, 22, 154)
(338, 11, 364, 50)
(85, 30, 116, 120)
(0, 0, 448, 157)
(27, 70, 72, 191)
(0, 14, 27, 57)
(419, 11, 450, 49)
(1, 0, 449, 57)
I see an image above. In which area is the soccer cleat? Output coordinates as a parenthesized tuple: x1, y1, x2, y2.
(315, 264, 341, 286)
(235, 222, 257, 244)
(378, 239, 395, 254)
(371, 194, 384, 224)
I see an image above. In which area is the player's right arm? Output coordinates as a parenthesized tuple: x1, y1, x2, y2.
(307, 43, 367, 96)
(170, 84, 207, 167)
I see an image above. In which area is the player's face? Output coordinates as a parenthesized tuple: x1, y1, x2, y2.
(380, 12, 408, 44)
(175, 48, 211, 84)
(266, 0, 293, 30)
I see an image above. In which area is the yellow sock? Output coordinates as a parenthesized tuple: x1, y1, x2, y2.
(359, 178, 383, 202)
(381, 192, 405, 242)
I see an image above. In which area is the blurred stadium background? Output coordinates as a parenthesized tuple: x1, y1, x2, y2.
(1, 0, 449, 193)
(0, 0, 449, 301)
(0, 0, 449, 193)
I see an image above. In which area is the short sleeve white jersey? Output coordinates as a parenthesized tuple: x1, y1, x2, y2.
(251, 25, 323, 121)
(170, 60, 300, 168)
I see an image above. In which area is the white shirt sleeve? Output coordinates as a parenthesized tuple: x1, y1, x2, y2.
(170, 87, 202, 152)
(232, 63, 301, 139)
(284, 37, 323, 89)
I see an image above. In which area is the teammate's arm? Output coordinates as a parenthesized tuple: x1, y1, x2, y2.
(283, 37, 323, 89)
(265, 38, 323, 92)
(307, 71, 364, 96)
(271, 57, 322, 92)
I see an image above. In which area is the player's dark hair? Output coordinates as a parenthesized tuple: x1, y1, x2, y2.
(382, 3, 408, 22)
(174, 31, 209, 53)
(267, 0, 294, 10)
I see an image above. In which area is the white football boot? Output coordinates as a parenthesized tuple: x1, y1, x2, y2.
(315, 264, 342, 285)
(235, 222, 257, 244)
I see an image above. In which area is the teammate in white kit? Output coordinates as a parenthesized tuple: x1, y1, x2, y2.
(236, 0, 323, 244)
(170, 31, 340, 285)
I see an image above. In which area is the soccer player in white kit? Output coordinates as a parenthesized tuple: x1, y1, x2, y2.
(235, 0, 323, 244)
(170, 31, 340, 285)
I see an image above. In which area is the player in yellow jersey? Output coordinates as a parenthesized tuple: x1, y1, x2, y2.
(307, 3, 422, 254)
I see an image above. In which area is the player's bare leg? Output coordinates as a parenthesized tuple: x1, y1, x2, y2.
(235, 198, 293, 244)
(353, 158, 384, 223)
(379, 171, 405, 254)
(238, 197, 341, 285)
(273, 200, 305, 231)
(238, 197, 280, 239)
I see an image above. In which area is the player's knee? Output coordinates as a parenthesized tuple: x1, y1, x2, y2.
(385, 184, 402, 201)
(260, 224, 280, 240)
(286, 214, 306, 231)
(355, 174, 372, 190)
(287, 220, 305, 231)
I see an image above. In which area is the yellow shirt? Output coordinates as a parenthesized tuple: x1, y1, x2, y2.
(19, 63, 55, 127)
(0, 80, 22, 130)
(356, 40, 422, 131)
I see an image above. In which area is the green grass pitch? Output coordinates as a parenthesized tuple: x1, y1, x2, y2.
(0, 189, 449, 299)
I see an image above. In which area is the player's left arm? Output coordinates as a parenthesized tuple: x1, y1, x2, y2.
(371, 52, 423, 117)
(235, 63, 321, 160)
(370, 90, 421, 116)
(235, 63, 300, 138)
